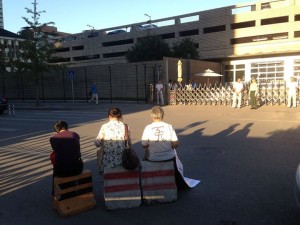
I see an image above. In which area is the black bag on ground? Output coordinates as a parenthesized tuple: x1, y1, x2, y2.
(122, 124, 140, 170)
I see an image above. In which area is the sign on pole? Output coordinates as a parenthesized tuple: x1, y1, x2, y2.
(68, 70, 75, 102)
(68, 70, 75, 80)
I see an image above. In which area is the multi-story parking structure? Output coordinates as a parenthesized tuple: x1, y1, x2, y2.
(52, 0, 300, 85)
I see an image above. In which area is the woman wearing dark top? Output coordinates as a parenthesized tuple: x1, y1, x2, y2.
(50, 121, 83, 177)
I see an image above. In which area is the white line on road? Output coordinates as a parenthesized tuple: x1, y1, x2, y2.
(0, 128, 18, 132)
(0, 130, 50, 142)
(1, 118, 60, 122)
(0, 120, 105, 142)
(0, 147, 49, 156)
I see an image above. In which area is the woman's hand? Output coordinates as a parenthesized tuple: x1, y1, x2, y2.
(94, 139, 102, 147)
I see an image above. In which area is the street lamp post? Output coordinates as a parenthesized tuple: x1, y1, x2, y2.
(144, 13, 151, 24)
(87, 24, 94, 30)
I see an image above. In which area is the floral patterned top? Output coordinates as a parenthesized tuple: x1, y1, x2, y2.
(96, 120, 130, 168)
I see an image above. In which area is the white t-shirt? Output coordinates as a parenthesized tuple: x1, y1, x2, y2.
(156, 83, 164, 93)
(233, 82, 243, 93)
(141, 121, 178, 161)
(287, 81, 298, 95)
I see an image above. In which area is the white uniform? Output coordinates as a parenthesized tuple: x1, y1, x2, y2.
(156, 83, 164, 105)
(232, 82, 243, 108)
(287, 81, 298, 107)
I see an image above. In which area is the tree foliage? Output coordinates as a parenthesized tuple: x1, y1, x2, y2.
(172, 38, 199, 60)
(15, 0, 62, 106)
(126, 35, 199, 62)
(126, 35, 172, 62)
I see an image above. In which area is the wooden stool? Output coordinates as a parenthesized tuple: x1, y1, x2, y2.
(53, 169, 96, 217)
(140, 161, 177, 205)
(103, 166, 141, 210)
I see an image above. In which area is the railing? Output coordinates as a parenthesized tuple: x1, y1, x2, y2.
(169, 82, 294, 107)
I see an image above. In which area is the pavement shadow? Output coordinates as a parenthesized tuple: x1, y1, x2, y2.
(1, 121, 300, 225)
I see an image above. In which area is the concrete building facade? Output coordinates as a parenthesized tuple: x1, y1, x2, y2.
(51, 0, 300, 85)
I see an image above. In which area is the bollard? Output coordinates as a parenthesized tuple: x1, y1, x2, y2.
(8, 104, 11, 116)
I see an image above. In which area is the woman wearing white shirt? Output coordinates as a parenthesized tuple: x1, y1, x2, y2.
(95, 107, 131, 169)
(141, 106, 179, 161)
(141, 106, 200, 189)
(141, 106, 190, 188)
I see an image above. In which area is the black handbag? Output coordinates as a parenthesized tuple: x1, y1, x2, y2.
(122, 124, 140, 170)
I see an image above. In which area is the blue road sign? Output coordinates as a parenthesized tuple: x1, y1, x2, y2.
(68, 70, 75, 80)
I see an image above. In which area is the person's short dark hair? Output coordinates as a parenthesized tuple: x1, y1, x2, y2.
(108, 107, 122, 120)
(53, 121, 68, 133)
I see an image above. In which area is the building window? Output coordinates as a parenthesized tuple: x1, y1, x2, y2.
(295, 14, 300, 21)
(295, 31, 300, 38)
(50, 57, 70, 63)
(102, 51, 127, 58)
(224, 70, 234, 82)
(231, 5, 253, 15)
(73, 54, 100, 61)
(72, 46, 84, 51)
(179, 29, 199, 37)
(261, 16, 288, 25)
(224, 64, 245, 82)
(261, 3, 271, 10)
(231, 32, 288, 44)
(294, 60, 300, 77)
(54, 47, 70, 52)
(203, 25, 226, 34)
(160, 33, 175, 39)
(250, 61, 284, 84)
(102, 39, 134, 47)
(231, 21, 255, 29)
(236, 64, 245, 69)
(271, 33, 288, 40)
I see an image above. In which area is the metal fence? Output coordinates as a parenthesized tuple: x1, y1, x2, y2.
(0, 63, 162, 103)
(169, 82, 295, 107)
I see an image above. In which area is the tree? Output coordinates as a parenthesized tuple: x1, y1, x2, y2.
(17, 0, 59, 106)
(126, 35, 172, 62)
(172, 38, 199, 60)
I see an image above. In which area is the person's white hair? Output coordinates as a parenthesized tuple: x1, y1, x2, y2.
(150, 106, 164, 120)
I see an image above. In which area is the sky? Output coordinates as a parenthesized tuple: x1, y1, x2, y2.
(3, 0, 253, 34)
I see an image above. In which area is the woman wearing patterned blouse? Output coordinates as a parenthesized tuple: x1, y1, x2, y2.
(95, 107, 131, 168)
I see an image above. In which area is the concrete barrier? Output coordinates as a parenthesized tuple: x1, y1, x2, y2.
(140, 161, 177, 205)
(103, 166, 141, 210)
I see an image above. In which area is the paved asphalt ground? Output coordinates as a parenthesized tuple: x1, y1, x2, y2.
(1, 101, 300, 225)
